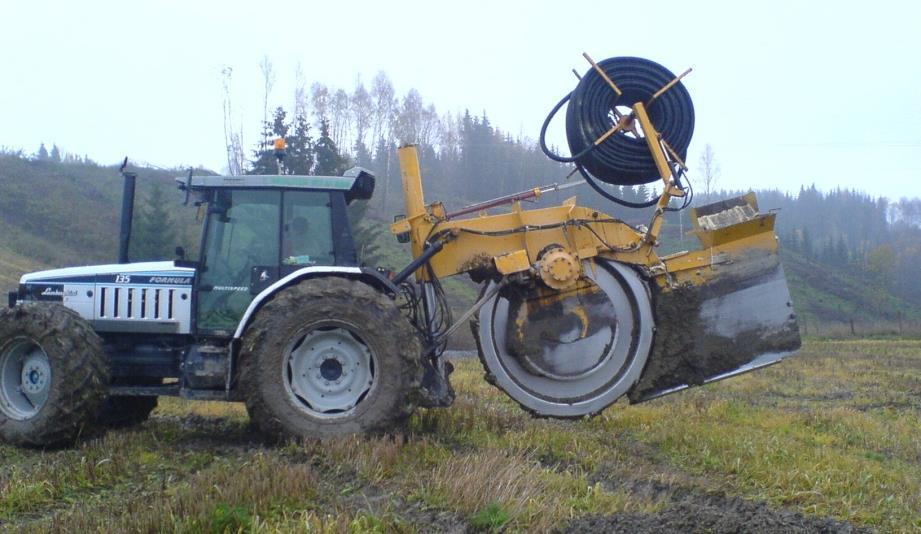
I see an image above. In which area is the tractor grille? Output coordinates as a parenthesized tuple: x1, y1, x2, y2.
(96, 285, 191, 334)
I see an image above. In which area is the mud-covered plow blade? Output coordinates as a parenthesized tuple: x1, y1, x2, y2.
(629, 193, 801, 402)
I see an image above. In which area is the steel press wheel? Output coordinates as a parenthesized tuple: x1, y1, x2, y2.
(473, 260, 654, 418)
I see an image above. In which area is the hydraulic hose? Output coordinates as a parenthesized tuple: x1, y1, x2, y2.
(576, 164, 661, 208)
(540, 56, 695, 188)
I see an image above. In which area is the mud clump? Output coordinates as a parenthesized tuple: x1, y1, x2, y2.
(629, 273, 801, 402)
(562, 491, 870, 534)
(629, 283, 703, 400)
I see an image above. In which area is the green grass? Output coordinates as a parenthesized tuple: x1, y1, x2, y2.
(1, 339, 920, 532)
(469, 502, 510, 532)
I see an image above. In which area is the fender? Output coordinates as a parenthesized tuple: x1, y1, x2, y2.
(232, 266, 398, 339)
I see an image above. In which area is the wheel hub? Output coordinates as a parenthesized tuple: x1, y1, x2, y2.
(538, 247, 582, 290)
(0, 338, 52, 420)
(319, 357, 344, 381)
(284, 326, 375, 418)
(22, 354, 50, 394)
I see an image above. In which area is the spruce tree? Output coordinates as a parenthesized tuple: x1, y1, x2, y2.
(314, 119, 348, 175)
(286, 113, 315, 175)
(353, 139, 372, 168)
(249, 107, 289, 175)
(347, 199, 386, 267)
(131, 184, 178, 261)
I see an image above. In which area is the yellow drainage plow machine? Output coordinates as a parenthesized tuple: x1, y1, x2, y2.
(0, 56, 799, 447)
(391, 55, 800, 417)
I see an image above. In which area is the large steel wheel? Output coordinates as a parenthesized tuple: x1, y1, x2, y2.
(240, 277, 423, 439)
(474, 260, 653, 417)
(0, 304, 109, 447)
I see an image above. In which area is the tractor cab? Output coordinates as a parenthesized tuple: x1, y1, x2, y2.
(180, 170, 375, 335)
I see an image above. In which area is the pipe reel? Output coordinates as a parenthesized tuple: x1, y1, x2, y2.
(540, 54, 695, 208)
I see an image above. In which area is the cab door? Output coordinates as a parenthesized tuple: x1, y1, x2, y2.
(197, 190, 280, 334)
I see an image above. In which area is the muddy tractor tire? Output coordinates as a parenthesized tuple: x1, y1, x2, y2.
(239, 277, 423, 440)
(100, 395, 158, 429)
(0, 303, 110, 447)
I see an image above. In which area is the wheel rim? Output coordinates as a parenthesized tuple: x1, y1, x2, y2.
(477, 260, 654, 417)
(0, 337, 52, 420)
(283, 324, 376, 419)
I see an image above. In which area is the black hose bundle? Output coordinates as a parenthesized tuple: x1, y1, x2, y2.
(540, 57, 695, 207)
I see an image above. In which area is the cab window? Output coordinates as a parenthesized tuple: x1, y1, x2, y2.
(282, 191, 333, 266)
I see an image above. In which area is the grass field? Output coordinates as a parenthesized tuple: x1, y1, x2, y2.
(1, 339, 920, 533)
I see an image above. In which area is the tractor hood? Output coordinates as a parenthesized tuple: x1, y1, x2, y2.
(17, 261, 196, 335)
(20, 261, 195, 287)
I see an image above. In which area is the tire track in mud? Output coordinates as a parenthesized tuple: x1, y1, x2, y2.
(578, 465, 872, 534)
(562, 489, 871, 534)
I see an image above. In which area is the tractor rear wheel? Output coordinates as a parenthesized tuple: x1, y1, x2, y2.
(239, 277, 422, 439)
(0, 304, 109, 447)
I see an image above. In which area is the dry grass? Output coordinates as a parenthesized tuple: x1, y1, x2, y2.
(1, 339, 920, 532)
(0, 251, 45, 288)
(37, 453, 319, 533)
(421, 451, 649, 532)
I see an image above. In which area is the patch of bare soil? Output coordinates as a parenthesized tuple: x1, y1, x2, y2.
(563, 486, 871, 534)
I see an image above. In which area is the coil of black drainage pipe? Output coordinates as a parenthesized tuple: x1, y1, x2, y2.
(540, 57, 694, 208)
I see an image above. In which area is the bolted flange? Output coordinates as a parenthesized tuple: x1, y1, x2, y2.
(538, 247, 582, 290)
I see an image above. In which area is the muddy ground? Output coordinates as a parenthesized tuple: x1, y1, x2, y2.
(6, 340, 919, 532)
(565, 481, 869, 533)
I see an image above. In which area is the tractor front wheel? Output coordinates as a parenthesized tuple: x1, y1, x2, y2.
(0, 304, 109, 447)
(239, 277, 422, 439)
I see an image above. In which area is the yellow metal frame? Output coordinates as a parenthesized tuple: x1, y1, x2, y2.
(390, 142, 779, 293)
(390, 80, 780, 292)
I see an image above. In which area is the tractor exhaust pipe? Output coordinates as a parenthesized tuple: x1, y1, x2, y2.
(118, 157, 136, 264)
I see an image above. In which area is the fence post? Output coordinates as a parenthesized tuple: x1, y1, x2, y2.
(850, 318, 855, 336)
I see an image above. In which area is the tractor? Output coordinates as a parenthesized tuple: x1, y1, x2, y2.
(0, 56, 800, 447)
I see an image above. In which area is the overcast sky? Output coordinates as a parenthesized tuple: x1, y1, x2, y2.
(2, 0, 920, 200)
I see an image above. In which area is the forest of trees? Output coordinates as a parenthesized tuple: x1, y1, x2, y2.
(227, 65, 569, 216)
(721, 187, 921, 310)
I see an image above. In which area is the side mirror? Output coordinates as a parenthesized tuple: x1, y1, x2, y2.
(393, 214, 410, 244)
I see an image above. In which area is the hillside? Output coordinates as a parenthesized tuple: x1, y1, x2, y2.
(0, 154, 202, 286)
(782, 251, 919, 323)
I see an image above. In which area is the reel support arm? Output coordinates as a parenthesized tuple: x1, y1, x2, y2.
(633, 101, 686, 245)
